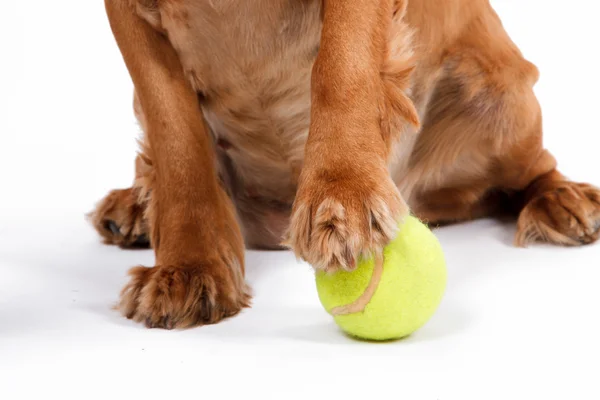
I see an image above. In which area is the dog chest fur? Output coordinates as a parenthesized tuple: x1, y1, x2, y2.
(137, 1, 323, 204)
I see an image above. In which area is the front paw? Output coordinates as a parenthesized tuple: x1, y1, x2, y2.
(285, 167, 408, 272)
(119, 260, 251, 329)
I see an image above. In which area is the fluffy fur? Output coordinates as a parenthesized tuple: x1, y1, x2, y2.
(91, 0, 600, 329)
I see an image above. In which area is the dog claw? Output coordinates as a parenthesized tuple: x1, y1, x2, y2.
(106, 220, 121, 236)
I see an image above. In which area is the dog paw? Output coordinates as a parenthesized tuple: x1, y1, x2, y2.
(119, 259, 251, 329)
(516, 182, 600, 246)
(285, 166, 408, 272)
(88, 188, 149, 248)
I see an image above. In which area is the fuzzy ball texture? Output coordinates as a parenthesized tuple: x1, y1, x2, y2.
(315, 216, 447, 341)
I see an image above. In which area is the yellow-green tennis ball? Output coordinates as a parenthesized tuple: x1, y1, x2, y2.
(315, 216, 447, 341)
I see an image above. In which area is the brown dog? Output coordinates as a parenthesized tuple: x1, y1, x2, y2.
(91, 0, 600, 329)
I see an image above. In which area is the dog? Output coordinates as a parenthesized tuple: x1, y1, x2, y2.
(91, 0, 600, 329)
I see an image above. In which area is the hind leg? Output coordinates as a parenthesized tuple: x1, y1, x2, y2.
(413, 151, 600, 247)
(404, 15, 600, 246)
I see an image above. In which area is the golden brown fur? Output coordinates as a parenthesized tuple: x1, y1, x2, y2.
(91, 0, 600, 329)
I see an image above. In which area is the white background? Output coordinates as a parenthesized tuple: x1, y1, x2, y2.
(1, 1, 599, 399)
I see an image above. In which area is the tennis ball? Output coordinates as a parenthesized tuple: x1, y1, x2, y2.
(315, 215, 446, 341)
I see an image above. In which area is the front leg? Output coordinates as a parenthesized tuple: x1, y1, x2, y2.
(286, 0, 418, 272)
(105, 1, 250, 328)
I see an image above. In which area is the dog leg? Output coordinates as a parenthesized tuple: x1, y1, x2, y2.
(286, 0, 418, 272)
(104, 0, 250, 328)
(404, 38, 600, 247)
